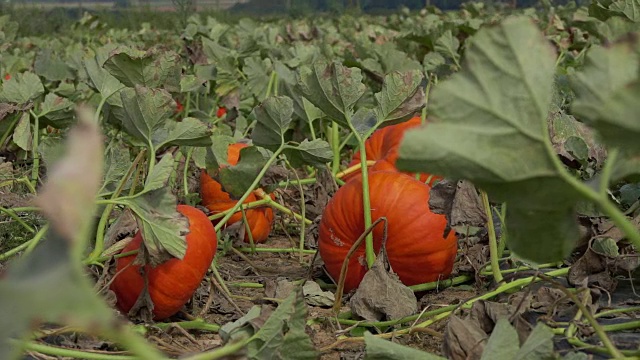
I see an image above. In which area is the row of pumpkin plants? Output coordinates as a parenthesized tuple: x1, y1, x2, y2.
(109, 115, 459, 321)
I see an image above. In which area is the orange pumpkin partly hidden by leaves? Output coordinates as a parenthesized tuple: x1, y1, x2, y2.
(110, 205, 217, 320)
(319, 171, 458, 293)
(199, 143, 275, 243)
(345, 117, 441, 185)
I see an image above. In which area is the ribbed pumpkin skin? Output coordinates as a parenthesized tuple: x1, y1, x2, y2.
(110, 205, 218, 320)
(345, 117, 441, 185)
(199, 143, 275, 243)
(318, 171, 458, 293)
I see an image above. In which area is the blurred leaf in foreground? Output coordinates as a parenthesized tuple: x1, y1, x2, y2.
(397, 17, 580, 263)
(0, 107, 112, 359)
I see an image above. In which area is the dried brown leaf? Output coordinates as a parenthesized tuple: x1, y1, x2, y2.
(349, 249, 417, 321)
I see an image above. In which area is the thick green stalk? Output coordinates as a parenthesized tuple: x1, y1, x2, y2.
(277, 177, 316, 187)
(16, 341, 137, 360)
(24, 223, 49, 255)
(330, 122, 341, 175)
(481, 190, 504, 284)
(408, 275, 473, 292)
(335, 304, 457, 328)
(497, 203, 507, 257)
(264, 70, 277, 99)
(348, 125, 375, 268)
(146, 319, 220, 332)
(30, 111, 39, 188)
(181, 336, 252, 360)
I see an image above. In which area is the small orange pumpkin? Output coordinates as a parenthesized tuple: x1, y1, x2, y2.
(319, 171, 458, 293)
(199, 143, 275, 243)
(110, 205, 217, 320)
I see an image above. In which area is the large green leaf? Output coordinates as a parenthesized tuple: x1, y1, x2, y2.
(251, 96, 294, 150)
(284, 139, 333, 168)
(364, 333, 446, 359)
(13, 112, 31, 151)
(480, 319, 519, 360)
(122, 188, 189, 265)
(100, 141, 132, 194)
(515, 322, 555, 359)
(120, 86, 211, 149)
(245, 56, 273, 100)
(84, 45, 125, 106)
(571, 39, 640, 176)
(218, 146, 268, 198)
(104, 48, 181, 92)
(143, 153, 175, 194)
(39, 93, 74, 128)
(375, 70, 425, 125)
(298, 60, 366, 127)
(246, 287, 317, 360)
(34, 49, 73, 82)
(0, 72, 44, 104)
(397, 17, 580, 263)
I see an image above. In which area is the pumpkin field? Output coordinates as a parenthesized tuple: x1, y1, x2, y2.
(2, 1, 640, 358)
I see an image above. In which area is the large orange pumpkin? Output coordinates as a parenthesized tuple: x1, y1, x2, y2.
(319, 171, 458, 293)
(110, 205, 217, 320)
(345, 117, 441, 185)
(199, 143, 275, 243)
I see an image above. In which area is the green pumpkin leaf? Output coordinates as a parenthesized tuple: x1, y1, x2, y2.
(120, 86, 211, 149)
(397, 17, 580, 263)
(245, 56, 273, 100)
(180, 74, 205, 93)
(143, 153, 175, 194)
(13, 112, 31, 151)
(571, 40, 640, 152)
(435, 30, 461, 65)
(103, 48, 181, 92)
(246, 287, 318, 360)
(122, 187, 189, 265)
(161, 117, 213, 148)
(515, 322, 554, 360)
(375, 70, 425, 125)
(298, 60, 366, 127)
(252, 96, 294, 150)
(218, 146, 268, 198)
(100, 141, 132, 194)
(0, 72, 44, 104)
(480, 319, 519, 360)
(364, 332, 446, 359)
(284, 139, 332, 168)
(39, 93, 74, 128)
(84, 45, 125, 106)
(34, 49, 73, 82)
